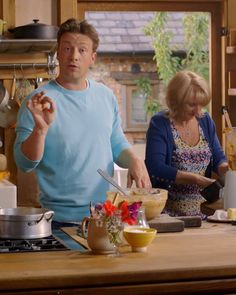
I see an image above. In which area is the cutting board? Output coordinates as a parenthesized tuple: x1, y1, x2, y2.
(61, 227, 89, 249)
(148, 214, 202, 233)
(148, 214, 185, 233)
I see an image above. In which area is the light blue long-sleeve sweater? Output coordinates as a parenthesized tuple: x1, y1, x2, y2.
(14, 79, 131, 222)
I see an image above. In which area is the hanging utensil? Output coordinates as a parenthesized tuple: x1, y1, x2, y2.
(0, 80, 18, 128)
(5, 73, 17, 110)
(0, 82, 9, 112)
(32, 64, 39, 89)
(222, 107, 233, 130)
(10, 74, 16, 102)
(0, 101, 19, 128)
(97, 168, 128, 197)
(15, 65, 34, 106)
(223, 107, 236, 170)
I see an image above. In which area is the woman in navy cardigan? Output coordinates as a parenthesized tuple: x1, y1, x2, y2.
(145, 71, 228, 217)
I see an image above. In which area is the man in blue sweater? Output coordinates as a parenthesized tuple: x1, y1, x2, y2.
(14, 18, 151, 226)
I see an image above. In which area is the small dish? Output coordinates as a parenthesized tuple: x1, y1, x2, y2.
(123, 227, 157, 253)
(207, 216, 232, 223)
(207, 209, 231, 223)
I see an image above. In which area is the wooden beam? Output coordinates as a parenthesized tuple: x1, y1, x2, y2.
(58, 0, 78, 24)
(227, 0, 236, 28)
(77, 0, 223, 2)
(0, 0, 15, 36)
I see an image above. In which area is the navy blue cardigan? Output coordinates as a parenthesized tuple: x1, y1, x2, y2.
(145, 111, 227, 189)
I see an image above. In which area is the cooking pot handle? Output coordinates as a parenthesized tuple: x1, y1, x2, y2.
(44, 210, 54, 222)
(28, 211, 54, 226)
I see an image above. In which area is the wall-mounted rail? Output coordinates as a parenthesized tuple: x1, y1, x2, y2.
(0, 52, 58, 75)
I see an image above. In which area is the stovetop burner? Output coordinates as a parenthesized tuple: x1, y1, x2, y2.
(0, 235, 69, 253)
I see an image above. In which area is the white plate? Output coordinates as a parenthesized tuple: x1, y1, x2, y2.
(207, 209, 232, 223)
(207, 215, 232, 223)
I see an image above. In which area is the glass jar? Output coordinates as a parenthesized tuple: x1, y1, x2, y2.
(136, 207, 150, 228)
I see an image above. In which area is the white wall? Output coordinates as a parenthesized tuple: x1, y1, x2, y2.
(15, 0, 58, 26)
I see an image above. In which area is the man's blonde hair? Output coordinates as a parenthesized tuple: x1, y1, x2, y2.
(57, 18, 99, 52)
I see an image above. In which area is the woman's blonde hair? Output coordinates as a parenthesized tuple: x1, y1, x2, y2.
(165, 70, 211, 119)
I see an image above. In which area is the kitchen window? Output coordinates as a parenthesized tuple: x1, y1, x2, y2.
(77, 0, 223, 140)
(122, 82, 159, 132)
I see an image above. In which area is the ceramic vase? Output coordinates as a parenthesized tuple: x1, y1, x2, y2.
(81, 217, 116, 254)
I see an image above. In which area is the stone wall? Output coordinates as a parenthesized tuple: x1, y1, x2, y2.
(89, 54, 160, 144)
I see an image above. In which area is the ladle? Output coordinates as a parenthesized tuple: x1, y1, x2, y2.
(223, 107, 233, 130)
(97, 168, 128, 197)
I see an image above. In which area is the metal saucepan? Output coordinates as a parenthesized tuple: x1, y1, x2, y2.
(8, 19, 59, 39)
(0, 81, 9, 112)
(0, 79, 19, 128)
(0, 207, 54, 239)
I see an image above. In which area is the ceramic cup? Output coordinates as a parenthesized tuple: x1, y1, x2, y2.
(81, 217, 116, 254)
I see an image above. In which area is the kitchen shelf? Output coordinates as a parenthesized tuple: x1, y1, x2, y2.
(0, 38, 57, 53)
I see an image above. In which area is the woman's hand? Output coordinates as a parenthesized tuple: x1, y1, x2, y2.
(217, 162, 229, 176)
(27, 91, 56, 134)
(195, 174, 215, 188)
(176, 170, 215, 188)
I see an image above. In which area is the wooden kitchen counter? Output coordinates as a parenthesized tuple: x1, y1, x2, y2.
(1, 221, 236, 295)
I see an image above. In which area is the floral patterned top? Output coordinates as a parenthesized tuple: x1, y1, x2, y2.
(164, 122, 212, 218)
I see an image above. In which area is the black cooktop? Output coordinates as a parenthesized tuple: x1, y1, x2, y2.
(0, 235, 69, 253)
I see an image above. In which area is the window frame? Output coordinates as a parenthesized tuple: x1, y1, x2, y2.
(121, 81, 159, 132)
(71, 0, 224, 141)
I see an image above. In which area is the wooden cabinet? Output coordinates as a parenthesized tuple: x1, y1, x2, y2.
(0, 0, 77, 207)
(0, 40, 57, 207)
(225, 29, 236, 127)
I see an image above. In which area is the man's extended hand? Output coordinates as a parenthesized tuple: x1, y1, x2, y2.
(127, 156, 151, 188)
(27, 91, 56, 133)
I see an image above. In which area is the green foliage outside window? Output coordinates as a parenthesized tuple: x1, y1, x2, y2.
(135, 12, 209, 117)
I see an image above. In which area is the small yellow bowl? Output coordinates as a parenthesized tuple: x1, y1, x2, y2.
(123, 227, 157, 253)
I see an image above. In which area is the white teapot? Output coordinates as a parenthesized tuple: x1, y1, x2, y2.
(221, 170, 236, 209)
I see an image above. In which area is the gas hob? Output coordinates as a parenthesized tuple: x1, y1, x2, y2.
(0, 235, 69, 253)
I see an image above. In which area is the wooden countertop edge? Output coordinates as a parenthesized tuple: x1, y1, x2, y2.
(1, 258, 236, 291)
(2, 279, 236, 295)
(0, 222, 236, 293)
(1, 274, 236, 294)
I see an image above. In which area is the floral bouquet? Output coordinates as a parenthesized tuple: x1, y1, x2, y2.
(90, 199, 142, 247)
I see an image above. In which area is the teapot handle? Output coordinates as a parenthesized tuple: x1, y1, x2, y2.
(81, 217, 90, 239)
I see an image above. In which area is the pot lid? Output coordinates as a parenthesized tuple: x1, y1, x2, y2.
(0, 207, 54, 221)
(15, 19, 58, 29)
(24, 19, 51, 27)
